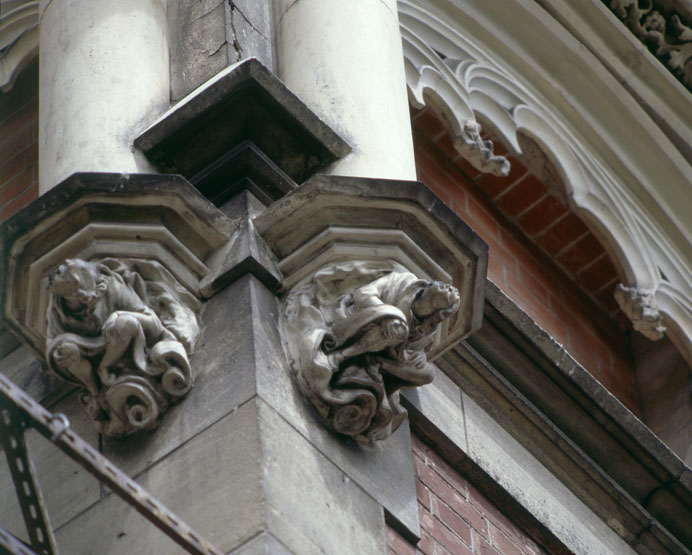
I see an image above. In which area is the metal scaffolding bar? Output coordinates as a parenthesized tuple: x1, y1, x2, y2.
(0, 374, 223, 555)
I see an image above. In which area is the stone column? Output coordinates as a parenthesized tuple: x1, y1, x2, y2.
(273, 0, 417, 180)
(38, 0, 170, 193)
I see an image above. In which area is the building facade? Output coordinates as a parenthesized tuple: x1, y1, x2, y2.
(1, 0, 691, 553)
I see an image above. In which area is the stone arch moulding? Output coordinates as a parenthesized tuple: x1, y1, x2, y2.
(0, 0, 39, 91)
(399, 0, 692, 366)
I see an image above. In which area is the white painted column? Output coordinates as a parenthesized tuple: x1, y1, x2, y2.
(38, 0, 169, 193)
(273, 0, 416, 180)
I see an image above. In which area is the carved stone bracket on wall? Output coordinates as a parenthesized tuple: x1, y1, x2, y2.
(45, 258, 200, 436)
(283, 261, 460, 440)
(255, 175, 488, 441)
(614, 283, 667, 340)
(0, 173, 239, 435)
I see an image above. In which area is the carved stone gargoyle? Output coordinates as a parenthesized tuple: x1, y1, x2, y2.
(45, 257, 200, 437)
(283, 261, 460, 441)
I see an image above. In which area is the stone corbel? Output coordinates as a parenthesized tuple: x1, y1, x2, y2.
(454, 120, 511, 177)
(0, 173, 238, 436)
(614, 283, 666, 340)
(255, 175, 488, 441)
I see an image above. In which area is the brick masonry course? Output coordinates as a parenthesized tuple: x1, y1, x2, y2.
(0, 63, 38, 223)
(386, 433, 547, 555)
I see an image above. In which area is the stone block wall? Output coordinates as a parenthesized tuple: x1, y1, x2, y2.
(386, 432, 546, 555)
(410, 107, 640, 414)
(0, 62, 38, 222)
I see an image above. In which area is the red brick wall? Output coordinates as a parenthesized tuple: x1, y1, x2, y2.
(0, 62, 39, 223)
(387, 433, 546, 555)
(411, 108, 640, 414)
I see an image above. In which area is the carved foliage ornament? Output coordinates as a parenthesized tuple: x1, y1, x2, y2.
(283, 261, 460, 441)
(45, 258, 200, 436)
(609, 0, 692, 89)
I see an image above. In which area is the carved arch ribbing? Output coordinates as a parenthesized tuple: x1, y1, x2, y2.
(399, 0, 692, 364)
(0, 0, 39, 91)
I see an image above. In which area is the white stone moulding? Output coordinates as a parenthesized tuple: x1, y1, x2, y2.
(399, 0, 692, 366)
(0, 0, 38, 91)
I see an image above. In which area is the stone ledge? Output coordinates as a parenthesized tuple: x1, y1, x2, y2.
(437, 279, 692, 553)
(135, 57, 351, 188)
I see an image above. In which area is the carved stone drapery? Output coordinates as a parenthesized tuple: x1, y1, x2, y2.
(283, 261, 460, 441)
(255, 175, 488, 441)
(1, 173, 240, 436)
(45, 258, 200, 436)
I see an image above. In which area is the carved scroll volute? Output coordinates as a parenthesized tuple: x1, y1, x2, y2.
(283, 261, 460, 442)
(45, 258, 201, 437)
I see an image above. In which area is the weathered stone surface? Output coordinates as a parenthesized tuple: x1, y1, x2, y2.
(0, 390, 99, 537)
(201, 191, 283, 297)
(255, 174, 489, 359)
(136, 58, 350, 186)
(283, 260, 460, 441)
(169, 0, 275, 102)
(169, 0, 229, 102)
(258, 399, 387, 555)
(0, 173, 234, 360)
(45, 258, 200, 437)
(615, 284, 666, 340)
(461, 392, 637, 555)
(55, 400, 265, 554)
(229, 531, 293, 555)
(226, 0, 274, 71)
(401, 366, 466, 451)
(247, 275, 421, 539)
(0, 344, 66, 404)
(101, 275, 260, 476)
(0, 324, 20, 360)
(107, 271, 419, 539)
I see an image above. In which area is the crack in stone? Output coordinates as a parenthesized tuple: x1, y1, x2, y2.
(207, 39, 228, 58)
(230, 1, 268, 39)
(192, 1, 224, 23)
(225, 0, 243, 62)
